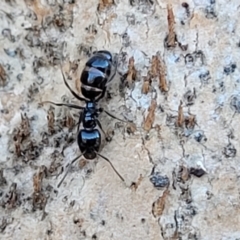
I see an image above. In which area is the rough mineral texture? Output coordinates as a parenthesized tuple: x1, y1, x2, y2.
(0, 0, 240, 239)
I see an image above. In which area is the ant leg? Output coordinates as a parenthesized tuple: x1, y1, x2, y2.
(95, 87, 106, 102)
(96, 119, 107, 139)
(57, 153, 83, 188)
(106, 50, 121, 86)
(95, 152, 125, 182)
(106, 65, 117, 85)
(60, 66, 87, 102)
(61, 111, 83, 156)
(77, 111, 83, 132)
(99, 108, 130, 123)
(41, 101, 84, 110)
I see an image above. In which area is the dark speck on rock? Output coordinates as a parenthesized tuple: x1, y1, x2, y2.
(150, 172, 169, 189)
(190, 168, 206, 177)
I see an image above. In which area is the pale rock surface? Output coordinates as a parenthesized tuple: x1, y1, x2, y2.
(0, 0, 240, 240)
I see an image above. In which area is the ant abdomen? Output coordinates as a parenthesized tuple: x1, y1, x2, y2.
(81, 51, 114, 100)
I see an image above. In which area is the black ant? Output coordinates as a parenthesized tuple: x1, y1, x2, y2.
(42, 50, 127, 187)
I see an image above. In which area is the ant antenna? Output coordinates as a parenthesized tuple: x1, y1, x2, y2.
(95, 152, 125, 182)
(40, 101, 85, 110)
(57, 153, 84, 188)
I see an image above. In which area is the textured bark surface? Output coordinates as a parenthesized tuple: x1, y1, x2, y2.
(1, 1, 240, 239)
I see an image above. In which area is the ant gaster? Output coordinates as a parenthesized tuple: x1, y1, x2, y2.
(42, 50, 126, 187)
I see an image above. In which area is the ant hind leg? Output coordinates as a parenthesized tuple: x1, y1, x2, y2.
(96, 152, 125, 182)
(57, 153, 83, 188)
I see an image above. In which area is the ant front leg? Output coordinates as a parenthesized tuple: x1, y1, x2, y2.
(60, 67, 87, 102)
(99, 107, 130, 123)
(95, 87, 106, 102)
(106, 66, 117, 86)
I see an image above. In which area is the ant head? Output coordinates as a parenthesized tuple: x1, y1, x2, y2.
(77, 129, 101, 159)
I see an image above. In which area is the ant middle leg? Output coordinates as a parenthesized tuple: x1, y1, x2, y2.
(95, 151, 125, 182)
(106, 64, 117, 85)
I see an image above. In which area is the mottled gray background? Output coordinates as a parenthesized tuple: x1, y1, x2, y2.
(0, 0, 240, 239)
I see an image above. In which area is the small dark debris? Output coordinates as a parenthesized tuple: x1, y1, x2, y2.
(46, 229, 53, 235)
(0, 64, 7, 87)
(0, 169, 7, 186)
(186, 204, 197, 216)
(33, 57, 47, 74)
(28, 83, 39, 100)
(122, 32, 131, 48)
(182, 2, 189, 8)
(194, 131, 207, 143)
(73, 218, 80, 224)
(206, 190, 213, 200)
(0, 109, 9, 114)
(2, 28, 14, 42)
(1, 183, 19, 209)
(45, 185, 53, 192)
(183, 89, 196, 106)
(27, 10, 38, 21)
(92, 234, 97, 239)
(184, 53, 195, 68)
(223, 143, 237, 158)
(194, 50, 206, 65)
(188, 232, 200, 240)
(150, 172, 169, 189)
(230, 95, 240, 113)
(0, 217, 13, 233)
(205, 4, 217, 19)
(199, 70, 210, 83)
(190, 168, 206, 177)
(179, 42, 188, 51)
(224, 63, 237, 75)
(70, 200, 75, 207)
(17, 73, 23, 81)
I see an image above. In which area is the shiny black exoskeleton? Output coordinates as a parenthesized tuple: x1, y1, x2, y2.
(81, 50, 115, 101)
(42, 50, 125, 187)
(78, 129, 100, 160)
